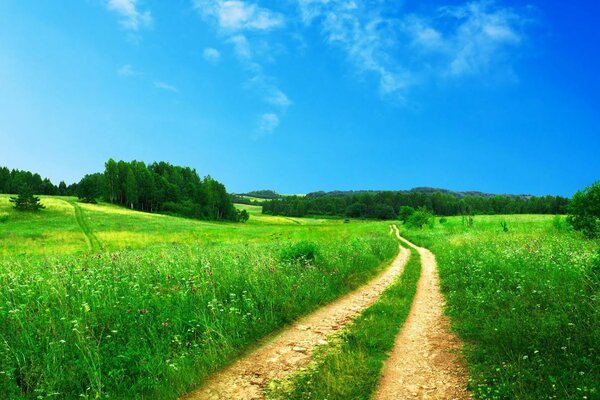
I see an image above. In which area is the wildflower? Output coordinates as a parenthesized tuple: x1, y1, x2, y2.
(162, 321, 169, 327)
(139, 308, 149, 315)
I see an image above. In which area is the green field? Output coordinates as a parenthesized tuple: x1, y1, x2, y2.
(400, 215, 599, 399)
(0, 195, 398, 399)
(1, 195, 598, 399)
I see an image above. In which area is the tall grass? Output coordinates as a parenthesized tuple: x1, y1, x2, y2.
(401, 216, 599, 399)
(0, 235, 397, 399)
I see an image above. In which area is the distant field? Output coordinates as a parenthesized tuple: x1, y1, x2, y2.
(0, 195, 358, 256)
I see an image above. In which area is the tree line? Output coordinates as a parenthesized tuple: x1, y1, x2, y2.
(0, 167, 74, 196)
(0, 161, 246, 222)
(262, 191, 569, 219)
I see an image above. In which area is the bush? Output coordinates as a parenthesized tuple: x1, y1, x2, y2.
(398, 206, 415, 223)
(439, 217, 448, 224)
(280, 241, 319, 264)
(406, 209, 433, 229)
(567, 182, 600, 238)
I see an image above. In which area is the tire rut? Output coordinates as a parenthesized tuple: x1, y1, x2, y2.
(181, 226, 410, 400)
(66, 200, 102, 252)
(374, 236, 471, 400)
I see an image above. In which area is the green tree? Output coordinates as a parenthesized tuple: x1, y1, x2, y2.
(237, 209, 250, 222)
(406, 209, 433, 228)
(567, 182, 600, 238)
(104, 158, 119, 203)
(9, 187, 45, 211)
(398, 206, 415, 222)
(125, 167, 138, 209)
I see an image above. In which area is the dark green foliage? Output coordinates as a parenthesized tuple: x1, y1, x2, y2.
(500, 220, 509, 232)
(263, 190, 569, 220)
(567, 182, 600, 238)
(242, 190, 280, 199)
(439, 217, 448, 224)
(76, 173, 104, 203)
(0, 167, 61, 195)
(9, 187, 45, 211)
(399, 205, 415, 222)
(236, 209, 250, 222)
(406, 209, 433, 228)
(280, 241, 319, 263)
(95, 159, 239, 221)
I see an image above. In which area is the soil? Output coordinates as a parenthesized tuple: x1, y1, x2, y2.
(373, 236, 471, 400)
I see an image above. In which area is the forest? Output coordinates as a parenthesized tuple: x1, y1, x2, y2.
(0, 160, 242, 221)
(262, 190, 569, 219)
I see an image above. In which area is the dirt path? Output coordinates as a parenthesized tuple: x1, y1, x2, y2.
(374, 236, 471, 400)
(182, 226, 410, 400)
(66, 200, 103, 252)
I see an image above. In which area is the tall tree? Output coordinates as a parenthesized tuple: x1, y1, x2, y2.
(124, 167, 138, 209)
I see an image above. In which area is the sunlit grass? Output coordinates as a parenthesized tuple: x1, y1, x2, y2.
(0, 194, 399, 399)
(400, 214, 599, 399)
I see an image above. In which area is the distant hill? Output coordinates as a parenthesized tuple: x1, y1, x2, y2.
(306, 187, 534, 199)
(241, 190, 281, 199)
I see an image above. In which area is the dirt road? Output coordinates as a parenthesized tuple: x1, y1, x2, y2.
(182, 226, 410, 400)
(374, 236, 471, 400)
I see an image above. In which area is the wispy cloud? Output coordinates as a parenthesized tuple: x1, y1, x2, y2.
(296, 0, 411, 97)
(153, 81, 179, 93)
(256, 113, 279, 136)
(194, 1, 291, 136)
(296, 0, 527, 96)
(106, 0, 152, 31)
(203, 47, 222, 63)
(193, 0, 284, 32)
(117, 64, 138, 77)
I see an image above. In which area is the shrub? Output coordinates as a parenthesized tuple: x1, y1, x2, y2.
(406, 209, 433, 229)
(567, 182, 600, 238)
(280, 241, 319, 264)
(398, 206, 415, 223)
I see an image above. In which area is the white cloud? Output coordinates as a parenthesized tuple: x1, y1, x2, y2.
(297, 0, 411, 96)
(228, 35, 253, 60)
(153, 81, 179, 93)
(441, 2, 523, 76)
(296, 0, 526, 95)
(203, 47, 222, 63)
(117, 64, 137, 76)
(266, 89, 292, 108)
(257, 113, 279, 135)
(194, 0, 284, 32)
(106, 0, 152, 31)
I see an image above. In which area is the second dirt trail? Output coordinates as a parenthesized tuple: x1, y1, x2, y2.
(374, 236, 471, 400)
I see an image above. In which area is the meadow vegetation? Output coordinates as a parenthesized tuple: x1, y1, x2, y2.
(400, 215, 599, 399)
(0, 195, 397, 399)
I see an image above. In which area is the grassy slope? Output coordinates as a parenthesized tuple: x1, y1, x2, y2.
(0, 195, 398, 399)
(400, 215, 599, 400)
(266, 244, 421, 400)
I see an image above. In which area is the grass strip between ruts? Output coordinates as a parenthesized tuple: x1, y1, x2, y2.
(265, 243, 422, 400)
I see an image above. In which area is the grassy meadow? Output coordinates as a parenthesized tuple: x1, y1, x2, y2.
(400, 215, 599, 399)
(2, 194, 599, 400)
(0, 195, 398, 399)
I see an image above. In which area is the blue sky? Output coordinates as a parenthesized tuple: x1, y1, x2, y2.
(0, 0, 598, 196)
